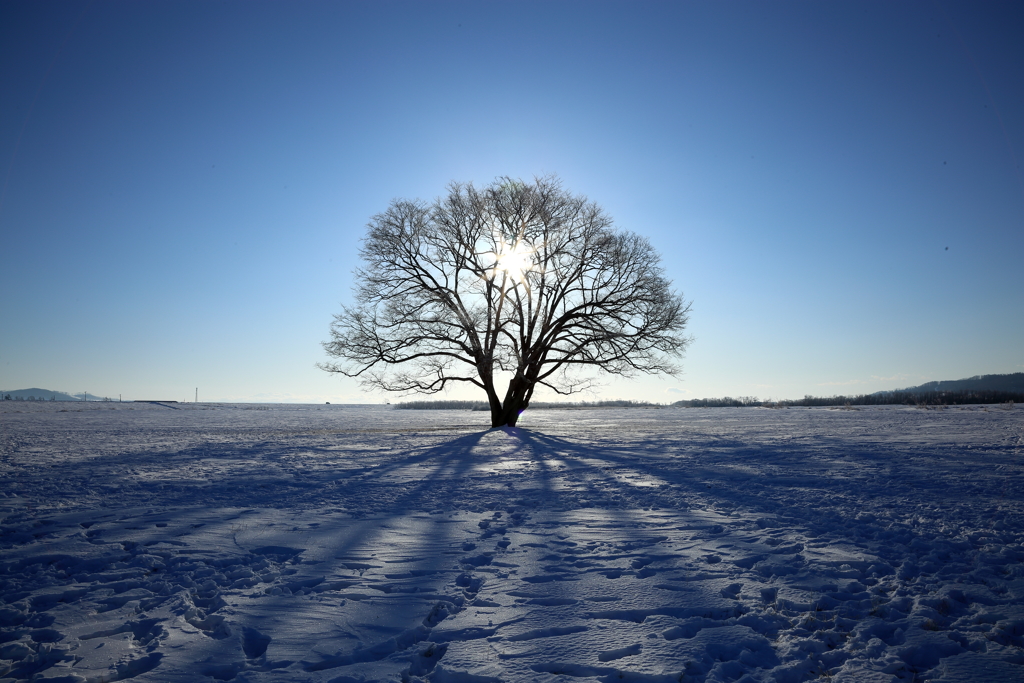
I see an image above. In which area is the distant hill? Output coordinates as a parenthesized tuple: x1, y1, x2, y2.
(673, 372, 1024, 408)
(2, 388, 83, 401)
(880, 373, 1024, 395)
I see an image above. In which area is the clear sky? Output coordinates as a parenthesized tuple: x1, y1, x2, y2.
(2, 1, 1022, 404)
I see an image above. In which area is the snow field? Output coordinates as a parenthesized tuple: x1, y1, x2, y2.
(0, 402, 1022, 682)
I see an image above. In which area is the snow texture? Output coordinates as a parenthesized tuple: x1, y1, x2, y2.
(1, 401, 1022, 682)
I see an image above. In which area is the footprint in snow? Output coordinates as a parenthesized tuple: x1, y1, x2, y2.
(598, 643, 642, 661)
(241, 626, 271, 659)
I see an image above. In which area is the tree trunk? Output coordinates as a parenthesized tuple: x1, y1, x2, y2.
(484, 381, 505, 428)
(491, 376, 531, 427)
(493, 396, 527, 427)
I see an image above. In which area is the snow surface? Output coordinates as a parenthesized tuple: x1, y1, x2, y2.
(1, 401, 1022, 682)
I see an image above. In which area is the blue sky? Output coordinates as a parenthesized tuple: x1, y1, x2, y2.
(2, 1, 1022, 403)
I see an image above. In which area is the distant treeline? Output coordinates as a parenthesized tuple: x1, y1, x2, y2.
(676, 396, 765, 408)
(676, 390, 1023, 408)
(395, 400, 486, 410)
(395, 391, 1022, 411)
(394, 399, 659, 410)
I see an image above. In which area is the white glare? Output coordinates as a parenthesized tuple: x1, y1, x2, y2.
(485, 238, 536, 283)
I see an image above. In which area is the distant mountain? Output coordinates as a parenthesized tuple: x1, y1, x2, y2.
(880, 373, 1024, 395)
(2, 388, 83, 401)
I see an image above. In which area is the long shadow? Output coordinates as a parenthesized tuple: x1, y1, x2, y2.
(497, 423, 1020, 574)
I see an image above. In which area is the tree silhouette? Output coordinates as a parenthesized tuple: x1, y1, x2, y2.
(321, 176, 691, 427)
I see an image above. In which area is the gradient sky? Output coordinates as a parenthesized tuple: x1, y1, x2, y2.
(2, 1, 1022, 404)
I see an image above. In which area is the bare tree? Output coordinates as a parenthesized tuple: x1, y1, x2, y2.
(320, 176, 691, 427)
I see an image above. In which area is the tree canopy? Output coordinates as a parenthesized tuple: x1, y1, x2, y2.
(320, 176, 691, 427)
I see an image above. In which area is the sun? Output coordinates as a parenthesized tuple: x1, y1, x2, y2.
(490, 239, 535, 283)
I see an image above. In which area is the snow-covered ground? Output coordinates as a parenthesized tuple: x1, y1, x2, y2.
(1, 401, 1022, 682)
